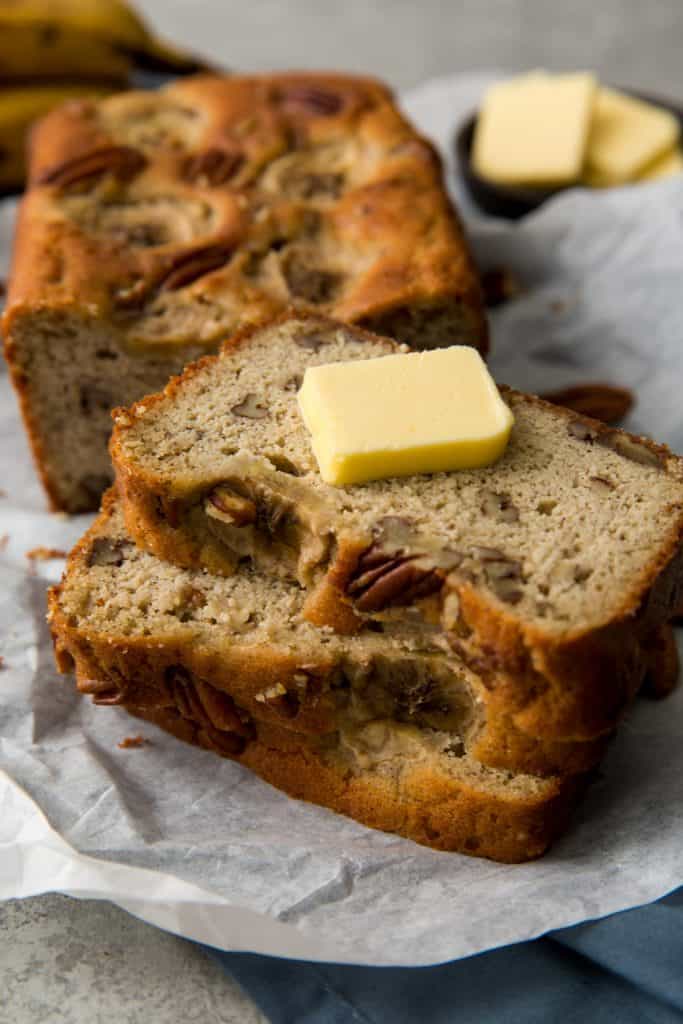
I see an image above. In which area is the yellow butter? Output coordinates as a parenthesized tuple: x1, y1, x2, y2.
(638, 145, 683, 181)
(585, 87, 680, 185)
(297, 347, 514, 487)
(472, 71, 597, 187)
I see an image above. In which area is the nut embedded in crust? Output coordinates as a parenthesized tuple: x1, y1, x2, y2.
(37, 146, 147, 191)
(182, 148, 245, 187)
(206, 485, 257, 526)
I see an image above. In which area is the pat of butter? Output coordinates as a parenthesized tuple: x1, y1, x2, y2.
(585, 87, 680, 184)
(472, 71, 597, 187)
(297, 347, 514, 486)
(638, 145, 683, 181)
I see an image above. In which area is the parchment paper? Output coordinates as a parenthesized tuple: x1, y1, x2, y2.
(1, 73, 682, 967)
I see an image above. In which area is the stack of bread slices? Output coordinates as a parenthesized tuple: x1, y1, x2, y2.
(49, 311, 683, 862)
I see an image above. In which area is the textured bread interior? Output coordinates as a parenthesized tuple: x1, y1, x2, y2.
(51, 498, 583, 810)
(7, 311, 209, 512)
(55, 500, 485, 758)
(51, 501, 582, 860)
(115, 315, 683, 635)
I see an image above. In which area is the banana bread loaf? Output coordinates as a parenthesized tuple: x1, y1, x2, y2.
(2, 72, 487, 512)
(111, 313, 683, 742)
(49, 493, 588, 861)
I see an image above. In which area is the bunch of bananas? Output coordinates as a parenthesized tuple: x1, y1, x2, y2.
(0, 0, 210, 193)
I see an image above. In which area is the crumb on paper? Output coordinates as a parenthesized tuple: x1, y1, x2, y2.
(0, 534, 8, 552)
(118, 735, 149, 749)
(26, 547, 68, 561)
(0, 655, 5, 671)
(0, 487, 6, 498)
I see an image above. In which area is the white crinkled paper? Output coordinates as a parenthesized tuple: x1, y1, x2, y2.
(1, 73, 682, 966)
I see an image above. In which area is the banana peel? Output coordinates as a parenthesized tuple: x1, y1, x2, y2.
(0, 83, 115, 192)
(0, 0, 213, 82)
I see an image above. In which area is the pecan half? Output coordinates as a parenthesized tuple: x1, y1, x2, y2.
(348, 553, 412, 595)
(349, 552, 443, 612)
(195, 681, 255, 737)
(37, 146, 146, 190)
(115, 242, 235, 308)
(182, 148, 245, 186)
(542, 383, 634, 425)
(160, 242, 234, 292)
(278, 85, 344, 116)
(206, 485, 257, 526)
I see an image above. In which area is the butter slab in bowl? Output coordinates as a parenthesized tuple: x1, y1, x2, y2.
(455, 84, 683, 219)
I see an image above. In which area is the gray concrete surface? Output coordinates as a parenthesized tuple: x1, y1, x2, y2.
(0, 895, 266, 1024)
(139, 0, 683, 94)
(3, 1, 683, 1021)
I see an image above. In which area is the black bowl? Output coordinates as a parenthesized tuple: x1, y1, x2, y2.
(455, 87, 683, 220)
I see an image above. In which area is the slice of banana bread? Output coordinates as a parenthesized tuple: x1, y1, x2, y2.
(50, 491, 610, 778)
(111, 313, 683, 742)
(2, 72, 486, 513)
(48, 493, 587, 862)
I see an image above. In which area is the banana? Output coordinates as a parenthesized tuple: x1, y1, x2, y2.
(0, 0, 209, 82)
(0, 83, 115, 192)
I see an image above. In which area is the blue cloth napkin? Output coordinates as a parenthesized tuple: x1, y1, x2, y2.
(210, 887, 683, 1023)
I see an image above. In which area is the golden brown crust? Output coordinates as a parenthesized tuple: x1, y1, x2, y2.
(467, 707, 612, 776)
(128, 705, 587, 863)
(6, 74, 486, 332)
